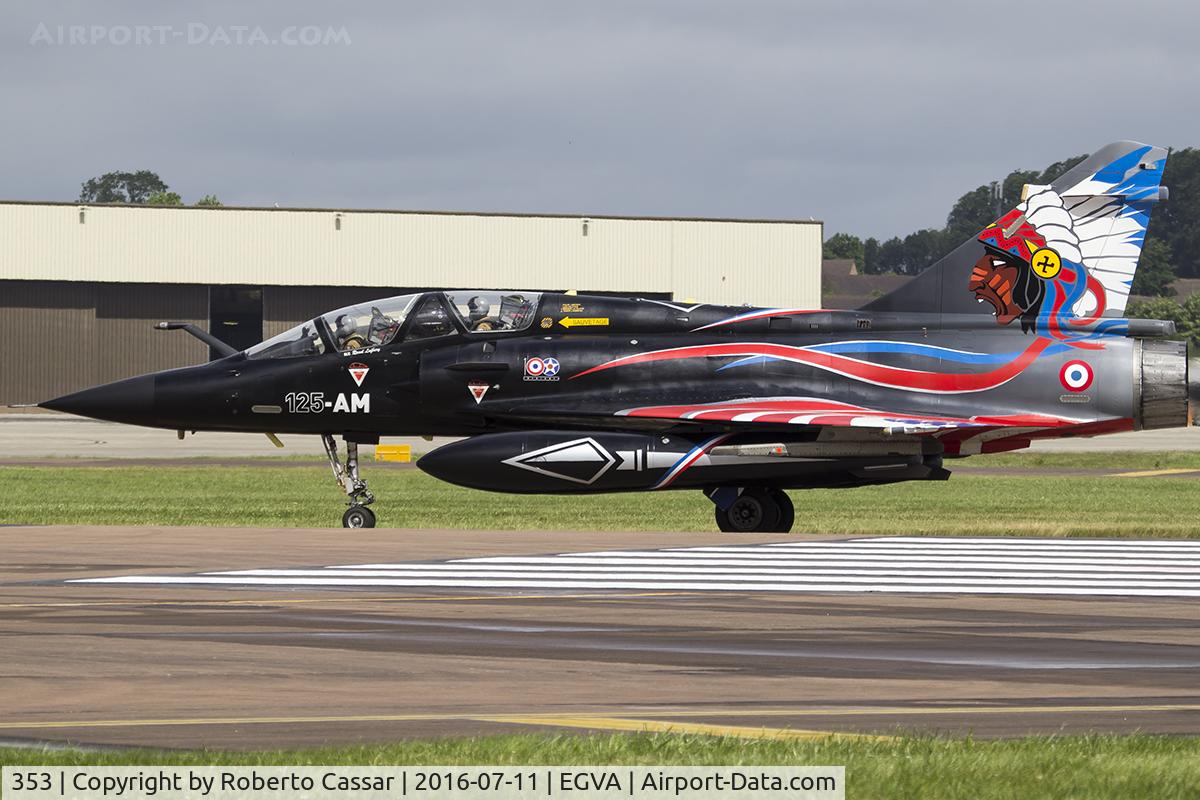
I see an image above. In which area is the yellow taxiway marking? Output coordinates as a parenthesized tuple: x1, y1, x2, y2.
(0, 591, 700, 610)
(4, 703, 1199, 732)
(480, 715, 890, 741)
(624, 703, 1200, 719)
(1110, 468, 1200, 478)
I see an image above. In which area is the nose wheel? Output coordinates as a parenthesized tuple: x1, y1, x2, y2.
(342, 505, 376, 529)
(709, 487, 794, 533)
(323, 434, 377, 528)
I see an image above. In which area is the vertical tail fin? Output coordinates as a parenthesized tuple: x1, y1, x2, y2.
(863, 141, 1169, 331)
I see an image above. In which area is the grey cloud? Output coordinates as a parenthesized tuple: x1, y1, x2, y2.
(2, 0, 1197, 240)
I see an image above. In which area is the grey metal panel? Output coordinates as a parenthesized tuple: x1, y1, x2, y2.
(0, 280, 207, 404)
(0, 280, 95, 404)
(93, 283, 207, 384)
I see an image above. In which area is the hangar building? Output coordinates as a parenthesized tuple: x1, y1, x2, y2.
(0, 201, 821, 405)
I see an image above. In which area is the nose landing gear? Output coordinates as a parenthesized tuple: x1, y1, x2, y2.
(707, 487, 794, 533)
(322, 434, 377, 528)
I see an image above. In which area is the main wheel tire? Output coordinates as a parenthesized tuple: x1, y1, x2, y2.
(715, 489, 781, 533)
(343, 505, 376, 529)
(768, 488, 795, 533)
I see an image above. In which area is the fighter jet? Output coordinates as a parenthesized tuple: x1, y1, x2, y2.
(42, 141, 1197, 530)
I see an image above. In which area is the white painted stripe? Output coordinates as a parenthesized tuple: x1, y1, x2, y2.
(611, 552, 1200, 564)
(211, 569, 1200, 588)
(284, 565, 1200, 578)
(73, 537, 1200, 600)
(770, 538, 1200, 548)
(682, 544, 1200, 554)
(612, 542, 1200, 553)
(448, 555, 1200, 568)
(346, 559, 1200, 574)
(864, 536, 1200, 546)
(559, 546, 1200, 558)
(70, 575, 1200, 597)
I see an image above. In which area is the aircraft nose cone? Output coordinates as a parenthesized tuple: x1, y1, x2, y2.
(39, 374, 156, 424)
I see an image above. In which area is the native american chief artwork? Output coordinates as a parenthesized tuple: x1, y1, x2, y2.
(969, 145, 1167, 337)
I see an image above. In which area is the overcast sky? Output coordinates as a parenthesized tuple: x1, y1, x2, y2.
(3, 1, 1197, 240)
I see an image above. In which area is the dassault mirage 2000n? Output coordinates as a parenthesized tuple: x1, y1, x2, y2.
(42, 141, 1198, 530)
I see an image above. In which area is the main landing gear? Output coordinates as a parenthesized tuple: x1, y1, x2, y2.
(707, 487, 794, 533)
(322, 434, 377, 528)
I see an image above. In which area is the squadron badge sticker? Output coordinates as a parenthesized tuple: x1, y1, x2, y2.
(348, 363, 370, 387)
(524, 356, 560, 381)
(467, 381, 490, 404)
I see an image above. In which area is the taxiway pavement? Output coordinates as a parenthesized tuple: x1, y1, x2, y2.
(5, 411, 1200, 459)
(3, 526, 1200, 748)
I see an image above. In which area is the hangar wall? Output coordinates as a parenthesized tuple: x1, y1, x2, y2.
(0, 281, 208, 403)
(0, 202, 822, 308)
(0, 202, 822, 404)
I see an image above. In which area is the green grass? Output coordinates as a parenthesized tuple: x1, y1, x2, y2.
(961, 450, 1200, 470)
(3, 457, 1200, 535)
(3, 733, 1200, 799)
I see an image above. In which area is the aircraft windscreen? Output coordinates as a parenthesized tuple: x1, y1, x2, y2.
(244, 321, 326, 360)
(321, 294, 420, 352)
(445, 291, 541, 333)
(245, 294, 420, 359)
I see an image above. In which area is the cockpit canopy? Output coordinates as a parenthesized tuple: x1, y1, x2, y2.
(244, 291, 541, 359)
(323, 295, 420, 351)
(444, 290, 538, 333)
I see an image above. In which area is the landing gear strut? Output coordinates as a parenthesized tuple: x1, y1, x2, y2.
(708, 487, 794, 533)
(322, 434, 376, 528)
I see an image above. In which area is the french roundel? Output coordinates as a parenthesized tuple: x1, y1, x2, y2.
(525, 357, 546, 376)
(1059, 360, 1093, 392)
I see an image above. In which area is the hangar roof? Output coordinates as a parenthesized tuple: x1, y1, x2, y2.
(0, 200, 822, 308)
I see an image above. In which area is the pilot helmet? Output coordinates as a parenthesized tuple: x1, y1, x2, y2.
(468, 295, 489, 321)
(334, 314, 356, 338)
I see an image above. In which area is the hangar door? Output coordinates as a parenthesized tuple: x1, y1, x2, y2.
(209, 285, 263, 358)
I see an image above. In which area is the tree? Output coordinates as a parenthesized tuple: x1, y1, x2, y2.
(944, 184, 996, 243)
(822, 233, 865, 270)
(862, 237, 881, 274)
(942, 157, 1089, 249)
(1181, 294, 1200, 349)
(1154, 147, 1200, 278)
(196, 195, 223, 207)
(1130, 238, 1176, 297)
(79, 170, 169, 203)
(146, 191, 183, 206)
(1126, 296, 1183, 325)
(1125, 294, 1200, 353)
(876, 237, 905, 274)
(902, 228, 945, 275)
(1036, 154, 1089, 185)
(1001, 169, 1041, 210)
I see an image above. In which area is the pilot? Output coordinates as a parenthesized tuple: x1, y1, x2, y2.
(468, 296, 499, 331)
(334, 314, 366, 350)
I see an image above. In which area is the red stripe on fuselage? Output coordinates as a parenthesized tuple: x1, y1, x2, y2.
(574, 339, 1054, 394)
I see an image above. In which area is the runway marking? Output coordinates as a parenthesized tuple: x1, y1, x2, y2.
(1110, 467, 1200, 478)
(480, 715, 890, 741)
(70, 537, 1200, 598)
(0, 713, 475, 730)
(4, 704, 1198, 732)
(0, 591, 697, 610)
